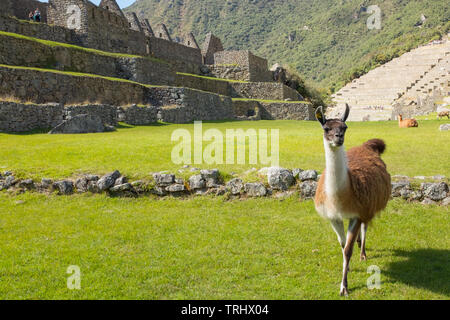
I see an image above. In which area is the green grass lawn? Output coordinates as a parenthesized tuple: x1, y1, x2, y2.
(0, 119, 448, 180)
(0, 119, 449, 299)
(0, 194, 448, 299)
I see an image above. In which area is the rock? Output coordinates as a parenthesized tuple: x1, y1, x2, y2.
(298, 170, 318, 181)
(75, 177, 89, 193)
(153, 173, 175, 186)
(86, 175, 99, 182)
(188, 174, 206, 190)
(200, 169, 221, 187)
(226, 178, 244, 195)
(175, 178, 184, 184)
(166, 184, 185, 193)
(292, 168, 304, 179)
(41, 178, 53, 189)
(299, 180, 318, 199)
(215, 186, 227, 196)
(87, 181, 100, 193)
(267, 167, 294, 191)
(421, 198, 437, 205)
(189, 167, 200, 172)
(115, 176, 128, 186)
(109, 183, 137, 197)
(400, 188, 412, 200)
(152, 185, 167, 196)
(53, 180, 74, 195)
(274, 190, 295, 199)
(391, 181, 411, 197)
(104, 125, 116, 132)
(131, 180, 147, 193)
(4, 171, 13, 176)
(432, 175, 446, 181)
(439, 124, 450, 131)
(244, 183, 267, 197)
(97, 170, 121, 191)
(422, 182, 449, 201)
(49, 114, 105, 134)
(442, 197, 450, 206)
(18, 179, 35, 190)
(409, 190, 423, 202)
(3, 175, 16, 188)
(413, 176, 426, 180)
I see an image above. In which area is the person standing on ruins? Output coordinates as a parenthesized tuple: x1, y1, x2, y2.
(34, 8, 41, 22)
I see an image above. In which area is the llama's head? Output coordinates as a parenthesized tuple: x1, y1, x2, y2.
(315, 104, 350, 148)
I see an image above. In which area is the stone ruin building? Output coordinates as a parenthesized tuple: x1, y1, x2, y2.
(0, 0, 313, 133)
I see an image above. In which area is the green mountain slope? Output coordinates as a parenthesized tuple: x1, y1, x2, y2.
(126, 0, 449, 93)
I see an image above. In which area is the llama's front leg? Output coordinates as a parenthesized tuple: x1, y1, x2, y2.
(330, 219, 345, 249)
(340, 218, 361, 296)
(360, 223, 368, 261)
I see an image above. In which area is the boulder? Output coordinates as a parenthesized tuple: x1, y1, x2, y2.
(421, 198, 437, 205)
(166, 183, 186, 193)
(40, 178, 53, 189)
(18, 179, 35, 190)
(153, 173, 175, 186)
(442, 197, 450, 206)
(53, 180, 74, 195)
(200, 169, 221, 187)
(115, 176, 128, 186)
(49, 114, 106, 134)
(292, 168, 304, 179)
(422, 182, 449, 201)
(299, 180, 318, 199)
(97, 170, 121, 191)
(109, 183, 137, 197)
(298, 170, 318, 181)
(391, 181, 411, 197)
(188, 174, 206, 190)
(75, 177, 89, 193)
(244, 183, 267, 197)
(439, 124, 450, 131)
(267, 167, 294, 191)
(226, 178, 244, 195)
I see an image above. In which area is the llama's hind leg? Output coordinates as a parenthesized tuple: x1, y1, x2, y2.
(360, 223, 368, 261)
(340, 218, 361, 296)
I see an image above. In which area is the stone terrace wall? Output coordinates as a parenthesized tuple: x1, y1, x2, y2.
(160, 89, 234, 123)
(0, 102, 63, 132)
(175, 73, 231, 96)
(213, 50, 271, 82)
(0, 14, 79, 45)
(206, 65, 250, 81)
(230, 82, 302, 101)
(48, 0, 147, 56)
(0, 33, 175, 85)
(148, 37, 203, 70)
(259, 102, 315, 120)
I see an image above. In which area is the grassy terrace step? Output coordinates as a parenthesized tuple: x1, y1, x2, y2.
(0, 30, 168, 65)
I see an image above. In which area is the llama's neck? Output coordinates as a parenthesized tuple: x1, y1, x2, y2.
(323, 138, 349, 196)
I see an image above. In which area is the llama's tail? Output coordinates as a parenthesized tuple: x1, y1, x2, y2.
(363, 139, 386, 155)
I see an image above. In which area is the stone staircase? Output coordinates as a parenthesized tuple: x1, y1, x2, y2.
(332, 38, 450, 121)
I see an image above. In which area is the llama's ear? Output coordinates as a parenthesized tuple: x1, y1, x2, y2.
(315, 106, 326, 126)
(341, 104, 350, 122)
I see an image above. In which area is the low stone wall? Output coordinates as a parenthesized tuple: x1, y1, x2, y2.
(175, 73, 231, 96)
(64, 105, 118, 126)
(0, 102, 63, 132)
(120, 105, 159, 125)
(230, 82, 302, 101)
(0, 33, 175, 86)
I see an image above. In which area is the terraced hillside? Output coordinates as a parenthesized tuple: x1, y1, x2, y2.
(126, 0, 450, 91)
(331, 38, 450, 121)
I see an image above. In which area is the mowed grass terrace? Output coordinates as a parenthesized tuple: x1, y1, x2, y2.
(0, 119, 449, 299)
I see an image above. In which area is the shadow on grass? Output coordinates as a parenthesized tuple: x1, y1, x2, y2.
(386, 249, 450, 297)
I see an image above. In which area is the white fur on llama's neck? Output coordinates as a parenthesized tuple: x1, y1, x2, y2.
(323, 137, 349, 196)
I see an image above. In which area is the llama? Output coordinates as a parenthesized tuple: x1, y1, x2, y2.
(398, 114, 418, 128)
(437, 111, 449, 120)
(314, 104, 391, 296)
